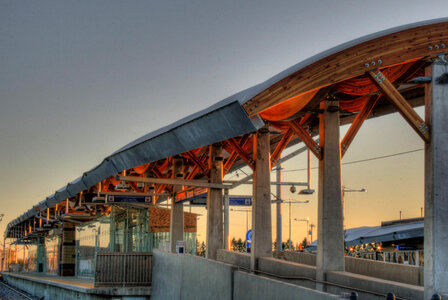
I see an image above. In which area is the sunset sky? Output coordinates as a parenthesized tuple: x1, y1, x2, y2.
(0, 1, 445, 244)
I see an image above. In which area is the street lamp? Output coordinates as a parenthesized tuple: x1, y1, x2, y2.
(294, 217, 310, 245)
(270, 199, 310, 251)
(344, 187, 366, 193)
(342, 186, 366, 229)
(309, 223, 315, 243)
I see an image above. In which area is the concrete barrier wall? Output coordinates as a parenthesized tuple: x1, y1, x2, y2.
(327, 271, 424, 300)
(284, 251, 316, 266)
(216, 249, 250, 269)
(216, 250, 424, 298)
(258, 257, 316, 289)
(345, 256, 423, 286)
(284, 252, 423, 286)
(234, 271, 338, 300)
(151, 250, 234, 300)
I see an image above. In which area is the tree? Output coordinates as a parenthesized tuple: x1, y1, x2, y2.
(284, 239, 294, 251)
(301, 238, 308, 248)
(196, 241, 206, 257)
(231, 238, 237, 251)
(230, 237, 247, 253)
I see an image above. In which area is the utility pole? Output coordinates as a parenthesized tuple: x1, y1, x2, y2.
(224, 189, 230, 250)
(0, 213, 4, 272)
(310, 224, 315, 243)
(276, 163, 282, 252)
(289, 200, 292, 251)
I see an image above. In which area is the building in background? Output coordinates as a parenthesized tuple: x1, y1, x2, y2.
(2, 205, 197, 278)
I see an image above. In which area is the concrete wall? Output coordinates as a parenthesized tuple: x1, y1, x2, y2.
(151, 249, 234, 300)
(284, 252, 424, 286)
(216, 249, 250, 269)
(284, 251, 316, 266)
(258, 257, 316, 289)
(345, 256, 423, 286)
(217, 250, 424, 299)
(327, 271, 424, 300)
(153, 250, 340, 300)
(234, 271, 338, 300)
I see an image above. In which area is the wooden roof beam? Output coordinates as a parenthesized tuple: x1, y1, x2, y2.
(223, 135, 251, 175)
(184, 150, 210, 177)
(271, 128, 294, 167)
(368, 69, 430, 143)
(117, 175, 232, 189)
(186, 151, 209, 180)
(128, 181, 144, 193)
(226, 137, 255, 170)
(289, 119, 322, 160)
(341, 95, 379, 158)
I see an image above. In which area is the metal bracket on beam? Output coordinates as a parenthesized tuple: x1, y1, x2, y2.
(436, 73, 448, 84)
(419, 122, 430, 134)
(408, 76, 432, 84)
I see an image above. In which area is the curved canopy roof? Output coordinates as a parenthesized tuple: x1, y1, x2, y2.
(6, 17, 448, 238)
(308, 220, 423, 247)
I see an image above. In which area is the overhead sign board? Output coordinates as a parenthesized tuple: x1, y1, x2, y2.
(229, 196, 252, 206)
(107, 195, 152, 203)
(396, 245, 416, 251)
(175, 189, 252, 206)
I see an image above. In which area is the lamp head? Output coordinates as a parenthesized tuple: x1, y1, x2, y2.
(299, 189, 315, 195)
(290, 185, 297, 193)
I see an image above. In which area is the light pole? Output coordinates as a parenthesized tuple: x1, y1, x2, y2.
(0, 214, 4, 272)
(284, 199, 309, 251)
(294, 217, 310, 244)
(271, 196, 314, 251)
(309, 223, 315, 243)
(275, 163, 282, 253)
(342, 186, 366, 229)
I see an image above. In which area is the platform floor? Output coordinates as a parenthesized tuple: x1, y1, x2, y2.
(1, 272, 151, 297)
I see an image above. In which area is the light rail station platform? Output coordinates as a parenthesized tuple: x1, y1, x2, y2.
(1, 272, 151, 300)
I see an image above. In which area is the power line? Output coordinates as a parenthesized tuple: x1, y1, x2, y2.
(282, 148, 424, 173)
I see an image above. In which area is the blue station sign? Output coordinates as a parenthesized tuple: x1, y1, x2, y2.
(229, 196, 252, 206)
(107, 195, 152, 203)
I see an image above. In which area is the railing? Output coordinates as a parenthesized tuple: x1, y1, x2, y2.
(94, 252, 152, 287)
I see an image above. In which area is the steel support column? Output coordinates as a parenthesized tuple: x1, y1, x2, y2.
(250, 127, 272, 270)
(170, 157, 184, 253)
(424, 60, 448, 298)
(316, 100, 344, 282)
(206, 143, 224, 259)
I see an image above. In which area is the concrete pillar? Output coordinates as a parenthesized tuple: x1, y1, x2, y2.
(170, 157, 184, 253)
(59, 222, 76, 276)
(250, 127, 272, 270)
(424, 60, 448, 298)
(316, 100, 344, 282)
(206, 143, 224, 259)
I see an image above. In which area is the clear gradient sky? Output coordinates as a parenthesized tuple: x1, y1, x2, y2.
(0, 1, 445, 243)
